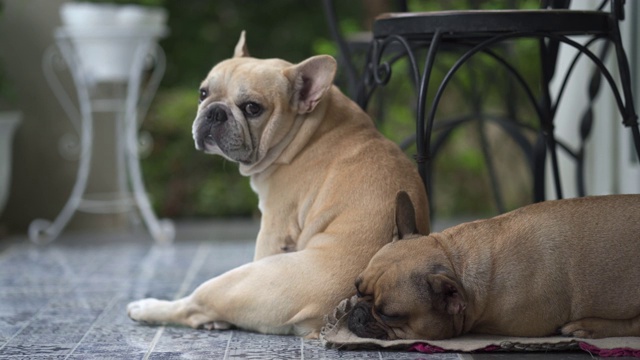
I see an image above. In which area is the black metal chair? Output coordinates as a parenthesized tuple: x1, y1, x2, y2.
(330, 0, 639, 215)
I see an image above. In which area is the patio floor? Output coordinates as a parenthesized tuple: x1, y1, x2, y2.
(0, 219, 629, 359)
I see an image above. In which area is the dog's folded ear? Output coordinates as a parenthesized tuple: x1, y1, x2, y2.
(395, 191, 419, 240)
(233, 30, 250, 58)
(283, 55, 337, 114)
(427, 273, 467, 315)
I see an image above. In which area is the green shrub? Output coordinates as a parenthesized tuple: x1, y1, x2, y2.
(141, 88, 258, 218)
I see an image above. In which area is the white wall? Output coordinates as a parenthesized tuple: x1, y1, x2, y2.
(548, 0, 640, 198)
(617, 0, 640, 193)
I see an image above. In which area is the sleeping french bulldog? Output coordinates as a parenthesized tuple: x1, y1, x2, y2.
(126, 32, 429, 338)
(349, 192, 640, 340)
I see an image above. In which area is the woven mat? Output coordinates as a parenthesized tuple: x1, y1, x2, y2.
(320, 296, 640, 358)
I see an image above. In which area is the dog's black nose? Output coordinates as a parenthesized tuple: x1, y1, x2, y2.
(347, 301, 389, 339)
(206, 106, 228, 124)
(349, 303, 370, 328)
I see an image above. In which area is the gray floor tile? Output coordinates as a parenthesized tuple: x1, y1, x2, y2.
(226, 331, 302, 359)
(67, 353, 146, 360)
(0, 343, 75, 356)
(0, 221, 621, 359)
(153, 328, 231, 352)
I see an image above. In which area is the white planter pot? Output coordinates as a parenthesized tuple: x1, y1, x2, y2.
(58, 3, 168, 83)
(0, 111, 21, 217)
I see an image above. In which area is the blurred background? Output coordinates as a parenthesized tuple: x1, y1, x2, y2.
(0, 0, 638, 239)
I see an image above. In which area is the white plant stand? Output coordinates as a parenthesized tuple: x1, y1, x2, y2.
(29, 27, 174, 245)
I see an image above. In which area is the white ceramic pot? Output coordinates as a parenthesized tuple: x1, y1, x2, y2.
(58, 3, 168, 83)
(0, 111, 21, 217)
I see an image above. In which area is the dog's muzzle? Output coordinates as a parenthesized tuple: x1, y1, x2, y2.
(195, 103, 230, 150)
(347, 301, 391, 339)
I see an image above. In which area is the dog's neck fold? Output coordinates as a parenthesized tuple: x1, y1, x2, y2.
(238, 92, 330, 177)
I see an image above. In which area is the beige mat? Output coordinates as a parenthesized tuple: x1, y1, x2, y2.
(320, 296, 640, 357)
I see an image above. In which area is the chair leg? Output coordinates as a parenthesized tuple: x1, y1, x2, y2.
(417, 29, 443, 195)
(321, 0, 360, 99)
(533, 133, 547, 203)
(539, 38, 564, 200)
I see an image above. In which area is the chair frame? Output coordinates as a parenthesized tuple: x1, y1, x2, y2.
(353, 0, 639, 209)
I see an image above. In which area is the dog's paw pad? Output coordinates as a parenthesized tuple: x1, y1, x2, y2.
(127, 298, 160, 323)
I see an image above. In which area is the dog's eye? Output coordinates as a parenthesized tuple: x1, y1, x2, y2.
(242, 102, 263, 117)
(379, 313, 401, 323)
(375, 308, 401, 322)
(199, 88, 208, 104)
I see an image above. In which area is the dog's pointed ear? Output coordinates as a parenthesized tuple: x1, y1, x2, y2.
(395, 191, 418, 240)
(427, 273, 466, 315)
(283, 55, 337, 114)
(233, 30, 250, 58)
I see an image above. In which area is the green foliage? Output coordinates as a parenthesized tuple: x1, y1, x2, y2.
(157, 1, 361, 89)
(140, 0, 547, 219)
(141, 88, 258, 218)
(140, 1, 363, 218)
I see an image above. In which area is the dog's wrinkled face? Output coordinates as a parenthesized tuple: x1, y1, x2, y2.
(193, 56, 289, 163)
(192, 31, 337, 167)
(347, 192, 467, 340)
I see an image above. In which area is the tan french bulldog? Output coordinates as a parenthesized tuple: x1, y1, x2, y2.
(126, 32, 429, 338)
(349, 192, 640, 340)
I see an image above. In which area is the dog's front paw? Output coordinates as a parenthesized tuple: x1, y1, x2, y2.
(560, 319, 597, 338)
(127, 298, 163, 324)
(201, 321, 232, 330)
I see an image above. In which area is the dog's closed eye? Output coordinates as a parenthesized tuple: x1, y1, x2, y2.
(375, 309, 404, 323)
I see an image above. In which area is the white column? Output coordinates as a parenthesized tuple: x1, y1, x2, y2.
(548, 0, 639, 197)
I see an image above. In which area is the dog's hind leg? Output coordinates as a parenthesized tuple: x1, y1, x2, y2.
(127, 245, 359, 337)
(561, 314, 640, 338)
(126, 297, 232, 330)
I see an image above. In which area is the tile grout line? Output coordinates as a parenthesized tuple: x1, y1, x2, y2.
(143, 241, 211, 360)
(63, 293, 122, 360)
(173, 242, 212, 299)
(144, 327, 166, 360)
(0, 300, 50, 353)
(0, 246, 50, 352)
(223, 330, 234, 360)
(133, 244, 167, 300)
(0, 242, 130, 355)
(0, 244, 69, 356)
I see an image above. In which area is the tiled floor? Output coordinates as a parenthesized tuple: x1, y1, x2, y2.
(0, 220, 629, 359)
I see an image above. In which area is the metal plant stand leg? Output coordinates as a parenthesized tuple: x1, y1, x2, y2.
(123, 42, 175, 244)
(29, 32, 174, 245)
